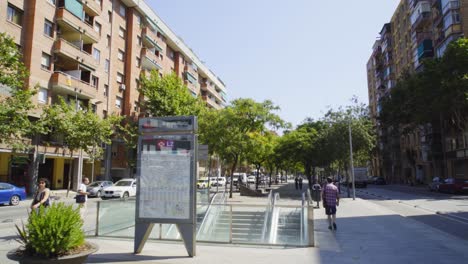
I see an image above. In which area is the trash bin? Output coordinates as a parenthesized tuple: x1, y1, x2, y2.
(312, 189, 321, 202)
(312, 184, 322, 207)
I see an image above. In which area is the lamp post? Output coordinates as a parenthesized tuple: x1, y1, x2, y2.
(348, 119, 356, 200)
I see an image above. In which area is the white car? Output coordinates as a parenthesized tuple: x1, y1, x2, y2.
(210, 177, 226, 187)
(247, 175, 256, 184)
(101, 178, 137, 199)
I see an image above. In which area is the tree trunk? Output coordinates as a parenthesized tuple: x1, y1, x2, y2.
(66, 151, 74, 198)
(229, 155, 238, 199)
(255, 164, 261, 190)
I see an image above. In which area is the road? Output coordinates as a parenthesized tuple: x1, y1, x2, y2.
(352, 184, 468, 240)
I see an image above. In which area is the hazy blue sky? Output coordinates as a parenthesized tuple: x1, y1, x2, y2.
(149, 0, 400, 128)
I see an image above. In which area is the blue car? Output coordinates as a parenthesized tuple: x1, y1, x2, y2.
(0, 182, 27, 206)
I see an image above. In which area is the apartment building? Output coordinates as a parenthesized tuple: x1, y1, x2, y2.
(0, 0, 227, 190)
(367, 0, 468, 184)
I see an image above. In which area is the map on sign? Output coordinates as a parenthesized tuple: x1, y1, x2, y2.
(138, 135, 192, 219)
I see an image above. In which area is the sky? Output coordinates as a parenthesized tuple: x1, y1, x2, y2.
(149, 0, 401, 128)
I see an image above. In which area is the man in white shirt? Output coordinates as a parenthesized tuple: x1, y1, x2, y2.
(77, 177, 89, 219)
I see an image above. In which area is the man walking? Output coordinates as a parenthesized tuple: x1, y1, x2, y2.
(322, 177, 339, 230)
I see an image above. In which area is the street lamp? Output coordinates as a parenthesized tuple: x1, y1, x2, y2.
(348, 119, 356, 200)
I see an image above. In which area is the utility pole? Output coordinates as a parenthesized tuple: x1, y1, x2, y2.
(348, 120, 356, 200)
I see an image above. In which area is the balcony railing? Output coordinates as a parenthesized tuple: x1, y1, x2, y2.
(141, 48, 162, 71)
(142, 27, 163, 51)
(56, 8, 99, 43)
(54, 38, 98, 70)
(51, 71, 97, 99)
(81, 0, 101, 16)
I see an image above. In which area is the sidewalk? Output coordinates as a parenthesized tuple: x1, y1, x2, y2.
(3, 183, 468, 263)
(82, 183, 467, 264)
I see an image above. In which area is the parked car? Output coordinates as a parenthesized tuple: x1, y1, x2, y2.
(197, 178, 210, 189)
(438, 178, 468, 194)
(368, 176, 379, 184)
(428, 177, 442, 192)
(101, 178, 137, 199)
(0, 182, 27, 206)
(87, 180, 113, 198)
(375, 177, 386, 185)
(210, 177, 226, 187)
(247, 175, 256, 184)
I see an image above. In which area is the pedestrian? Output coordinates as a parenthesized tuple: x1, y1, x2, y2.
(31, 178, 50, 212)
(294, 176, 299, 190)
(298, 177, 303, 190)
(322, 177, 340, 231)
(76, 177, 89, 219)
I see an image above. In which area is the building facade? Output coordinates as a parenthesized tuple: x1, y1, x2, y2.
(367, 0, 468, 184)
(0, 0, 227, 190)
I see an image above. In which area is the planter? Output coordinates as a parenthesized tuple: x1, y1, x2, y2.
(7, 241, 98, 264)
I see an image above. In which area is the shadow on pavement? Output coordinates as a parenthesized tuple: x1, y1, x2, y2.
(86, 253, 188, 263)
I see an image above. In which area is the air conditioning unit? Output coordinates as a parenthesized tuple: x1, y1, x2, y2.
(119, 84, 126, 90)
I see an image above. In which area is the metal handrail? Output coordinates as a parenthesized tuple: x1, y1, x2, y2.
(268, 193, 281, 243)
(261, 190, 273, 241)
(196, 191, 226, 238)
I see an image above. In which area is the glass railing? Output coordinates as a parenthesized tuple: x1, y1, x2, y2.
(95, 190, 313, 247)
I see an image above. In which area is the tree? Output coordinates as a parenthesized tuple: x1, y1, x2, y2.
(139, 71, 205, 117)
(42, 99, 121, 195)
(244, 131, 277, 189)
(0, 33, 47, 194)
(0, 33, 40, 152)
(201, 98, 288, 198)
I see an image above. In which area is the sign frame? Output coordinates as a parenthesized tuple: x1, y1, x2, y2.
(134, 116, 197, 257)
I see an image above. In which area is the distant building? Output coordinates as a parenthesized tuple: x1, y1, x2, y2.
(367, 0, 468, 184)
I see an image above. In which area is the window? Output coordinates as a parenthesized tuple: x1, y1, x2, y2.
(104, 84, 109, 96)
(119, 5, 126, 17)
(47, 0, 56, 5)
(92, 76, 99, 88)
(136, 15, 141, 25)
(94, 21, 101, 35)
(116, 72, 124, 83)
(168, 49, 174, 60)
(136, 57, 140, 68)
(107, 35, 111, 47)
(103, 110, 107, 118)
(137, 36, 142, 46)
(7, 4, 23, 26)
(119, 27, 125, 38)
(91, 104, 97, 113)
(41, 53, 51, 70)
(44, 19, 53, 37)
(38, 88, 48, 103)
(108, 11, 112, 23)
(117, 49, 124, 61)
(116, 96, 122, 108)
(93, 48, 100, 62)
(105, 59, 110, 72)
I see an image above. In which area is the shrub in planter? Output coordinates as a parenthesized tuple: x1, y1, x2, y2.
(13, 202, 96, 262)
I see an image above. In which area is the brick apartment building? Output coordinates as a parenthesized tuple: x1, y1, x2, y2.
(367, 0, 468, 184)
(0, 0, 227, 190)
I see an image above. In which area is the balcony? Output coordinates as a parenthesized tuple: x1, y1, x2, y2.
(56, 8, 99, 43)
(54, 38, 98, 70)
(184, 71, 197, 84)
(51, 71, 97, 99)
(410, 1, 432, 30)
(141, 48, 162, 71)
(202, 95, 221, 109)
(80, 0, 101, 16)
(142, 27, 163, 51)
(442, 0, 460, 15)
(417, 39, 434, 59)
